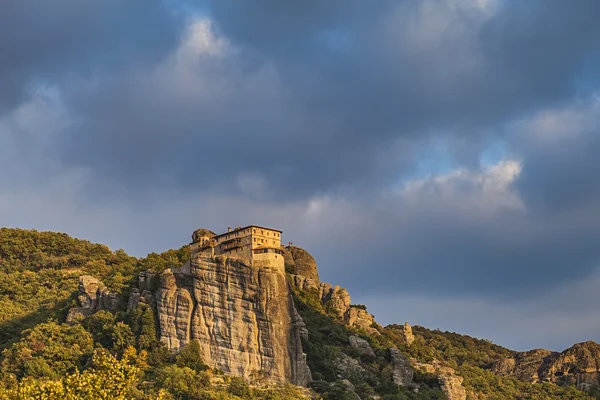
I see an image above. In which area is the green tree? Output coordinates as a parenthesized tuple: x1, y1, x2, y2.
(1, 321, 94, 380)
(82, 311, 135, 355)
(176, 340, 207, 372)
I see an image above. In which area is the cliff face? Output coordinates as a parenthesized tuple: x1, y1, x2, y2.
(141, 256, 312, 386)
(492, 341, 600, 391)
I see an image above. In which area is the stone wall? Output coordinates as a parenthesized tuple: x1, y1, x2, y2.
(252, 251, 285, 272)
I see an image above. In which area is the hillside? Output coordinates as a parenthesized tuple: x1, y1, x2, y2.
(0, 228, 598, 399)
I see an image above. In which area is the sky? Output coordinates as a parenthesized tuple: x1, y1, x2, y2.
(2, 0, 600, 352)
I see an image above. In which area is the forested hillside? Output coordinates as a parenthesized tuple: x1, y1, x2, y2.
(0, 228, 597, 399)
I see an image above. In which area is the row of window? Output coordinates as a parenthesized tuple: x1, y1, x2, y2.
(252, 238, 279, 245)
(218, 228, 281, 242)
(253, 248, 284, 255)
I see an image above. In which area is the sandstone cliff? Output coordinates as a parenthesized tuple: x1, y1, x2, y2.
(492, 341, 600, 391)
(134, 255, 312, 386)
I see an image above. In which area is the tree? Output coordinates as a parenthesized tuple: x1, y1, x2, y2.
(82, 311, 134, 355)
(0, 347, 146, 400)
(1, 321, 94, 380)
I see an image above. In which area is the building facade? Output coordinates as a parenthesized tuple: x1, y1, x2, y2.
(190, 225, 285, 271)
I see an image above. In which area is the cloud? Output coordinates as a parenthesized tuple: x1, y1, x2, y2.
(2, 0, 600, 350)
(363, 272, 600, 351)
(0, 0, 182, 113)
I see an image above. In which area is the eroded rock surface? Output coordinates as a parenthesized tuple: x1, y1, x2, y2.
(349, 335, 376, 358)
(403, 322, 415, 345)
(390, 348, 414, 387)
(143, 256, 311, 386)
(66, 275, 122, 323)
(492, 349, 557, 383)
(284, 246, 320, 282)
(288, 246, 379, 336)
(414, 359, 466, 400)
(493, 341, 600, 391)
(335, 353, 365, 380)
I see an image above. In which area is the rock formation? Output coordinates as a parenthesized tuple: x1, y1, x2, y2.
(288, 246, 379, 336)
(492, 349, 558, 383)
(66, 275, 122, 323)
(348, 335, 376, 358)
(493, 341, 600, 391)
(390, 347, 414, 387)
(133, 256, 312, 386)
(284, 246, 320, 281)
(414, 359, 467, 400)
(335, 353, 366, 380)
(403, 322, 415, 345)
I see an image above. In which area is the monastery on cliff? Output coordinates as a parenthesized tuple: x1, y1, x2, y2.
(190, 225, 285, 270)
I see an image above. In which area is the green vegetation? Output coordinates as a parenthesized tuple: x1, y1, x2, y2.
(0, 228, 189, 349)
(292, 285, 445, 399)
(0, 228, 308, 399)
(290, 275, 597, 399)
(0, 228, 598, 399)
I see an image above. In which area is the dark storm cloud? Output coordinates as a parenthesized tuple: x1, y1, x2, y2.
(480, 0, 600, 116)
(0, 0, 182, 111)
(47, 0, 600, 203)
(3, 0, 600, 310)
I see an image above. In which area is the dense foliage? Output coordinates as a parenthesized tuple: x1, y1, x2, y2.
(293, 287, 446, 399)
(0, 228, 598, 399)
(0, 228, 189, 349)
(290, 273, 597, 399)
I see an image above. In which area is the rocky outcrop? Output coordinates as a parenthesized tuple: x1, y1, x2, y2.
(289, 246, 379, 336)
(492, 348, 558, 383)
(390, 347, 414, 387)
(136, 256, 311, 386)
(335, 353, 365, 380)
(127, 271, 158, 312)
(290, 277, 379, 336)
(66, 275, 122, 323)
(439, 373, 467, 400)
(403, 322, 415, 345)
(545, 341, 600, 390)
(493, 341, 600, 391)
(344, 306, 378, 335)
(284, 246, 320, 282)
(414, 359, 467, 400)
(349, 335, 375, 358)
(339, 380, 361, 400)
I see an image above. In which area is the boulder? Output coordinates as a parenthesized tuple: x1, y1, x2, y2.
(335, 353, 365, 380)
(349, 335, 376, 358)
(389, 348, 414, 387)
